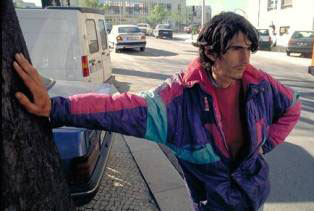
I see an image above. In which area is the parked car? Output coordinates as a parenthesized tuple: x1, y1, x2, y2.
(184, 24, 200, 34)
(16, 7, 112, 82)
(108, 24, 146, 53)
(105, 22, 112, 33)
(44, 76, 116, 203)
(153, 24, 173, 39)
(137, 23, 153, 36)
(286, 30, 314, 57)
(308, 44, 314, 75)
(257, 29, 274, 51)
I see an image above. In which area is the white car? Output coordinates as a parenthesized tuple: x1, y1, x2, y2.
(108, 25, 146, 53)
(17, 7, 112, 83)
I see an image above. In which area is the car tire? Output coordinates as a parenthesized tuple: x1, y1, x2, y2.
(304, 53, 312, 58)
(286, 51, 290, 56)
(140, 47, 145, 52)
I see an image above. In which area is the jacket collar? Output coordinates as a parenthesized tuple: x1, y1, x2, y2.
(182, 57, 266, 95)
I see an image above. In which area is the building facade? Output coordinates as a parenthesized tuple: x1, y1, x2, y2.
(247, 0, 314, 47)
(95, 0, 187, 26)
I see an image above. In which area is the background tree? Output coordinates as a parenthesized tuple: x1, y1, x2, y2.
(84, 0, 102, 8)
(146, 4, 169, 27)
(41, 0, 61, 8)
(1, 1, 75, 210)
(170, 11, 185, 31)
(103, 3, 110, 13)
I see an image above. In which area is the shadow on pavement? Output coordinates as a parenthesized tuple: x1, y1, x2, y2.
(116, 47, 177, 57)
(112, 78, 132, 93)
(265, 142, 314, 202)
(113, 67, 171, 81)
(275, 78, 314, 132)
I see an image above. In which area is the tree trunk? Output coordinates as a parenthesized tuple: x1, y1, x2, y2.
(1, 1, 75, 210)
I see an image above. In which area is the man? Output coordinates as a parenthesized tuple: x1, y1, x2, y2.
(14, 12, 301, 211)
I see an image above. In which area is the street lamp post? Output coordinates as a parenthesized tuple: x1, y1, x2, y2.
(202, 0, 205, 26)
(258, 0, 260, 27)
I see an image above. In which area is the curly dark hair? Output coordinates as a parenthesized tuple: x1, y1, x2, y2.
(195, 12, 259, 73)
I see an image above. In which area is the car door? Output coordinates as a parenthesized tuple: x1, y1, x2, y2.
(85, 17, 104, 82)
(97, 19, 112, 81)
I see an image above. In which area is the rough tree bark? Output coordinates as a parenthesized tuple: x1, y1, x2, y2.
(1, 1, 75, 210)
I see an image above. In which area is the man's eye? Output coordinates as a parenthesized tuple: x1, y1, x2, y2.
(230, 46, 242, 50)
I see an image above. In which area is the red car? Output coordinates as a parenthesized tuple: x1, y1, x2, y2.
(184, 24, 201, 34)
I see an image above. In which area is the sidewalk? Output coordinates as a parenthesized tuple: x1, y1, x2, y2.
(173, 33, 198, 44)
(125, 136, 194, 211)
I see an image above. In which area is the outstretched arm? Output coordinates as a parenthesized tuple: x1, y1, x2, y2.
(13, 53, 166, 140)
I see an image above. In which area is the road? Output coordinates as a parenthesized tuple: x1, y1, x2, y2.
(111, 35, 314, 211)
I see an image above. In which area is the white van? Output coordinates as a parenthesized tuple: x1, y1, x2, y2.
(16, 7, 112, 82)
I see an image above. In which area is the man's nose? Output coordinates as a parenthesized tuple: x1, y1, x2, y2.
(241, 48, 250, 63)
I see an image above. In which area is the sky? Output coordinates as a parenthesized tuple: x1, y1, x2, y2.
(23, 0, 41, 6)
(186, 0, 248, 15)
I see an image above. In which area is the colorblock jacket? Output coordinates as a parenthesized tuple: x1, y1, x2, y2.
(50, 58, 301, 210)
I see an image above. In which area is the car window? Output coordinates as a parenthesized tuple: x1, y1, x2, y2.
(158, 24, 171, 29)
(86, 19, 99, 54)
(258, 29, 269, 36)
(118, 27, 140, 33)
(98, 19, 108, 50)
(292, 31, 314, 39)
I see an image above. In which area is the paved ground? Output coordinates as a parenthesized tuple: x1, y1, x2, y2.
(77, 133, 159, 211)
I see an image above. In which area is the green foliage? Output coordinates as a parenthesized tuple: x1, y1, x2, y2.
(146, 4, 169, 26)
(170, 11, 184, 25)
(103, 3, 110, 12)
(84, 0, 102, 8)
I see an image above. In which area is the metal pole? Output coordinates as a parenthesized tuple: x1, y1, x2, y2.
(202, 0, 205, 26)
(258, 0, 260, 27)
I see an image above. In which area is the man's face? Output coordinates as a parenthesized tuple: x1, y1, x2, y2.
(209, 32, 252, 82)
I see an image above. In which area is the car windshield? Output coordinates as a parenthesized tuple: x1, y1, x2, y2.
(258, 29, 269, 36)
(118, 27, 140, 33)
(138, 24, 147, 27)
(292, 31, 314, 39)
(158, 25, 171, 29)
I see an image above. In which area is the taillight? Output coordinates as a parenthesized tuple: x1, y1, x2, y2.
(141, 35, 146, 40)
(116, 35, 123, 41)
(81, 56, 90, 77)
(269, 36, 272, 42)
(289, 40, 296, 45)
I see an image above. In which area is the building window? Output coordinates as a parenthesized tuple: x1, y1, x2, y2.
(279, 26, 290, 36)
(267, 0, 278, 11)
(281, 0, 293, 9)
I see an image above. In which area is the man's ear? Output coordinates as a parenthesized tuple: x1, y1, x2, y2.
(204, 49, 216, 62)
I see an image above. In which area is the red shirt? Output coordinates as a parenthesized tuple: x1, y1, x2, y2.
(214, 80, 244, 158)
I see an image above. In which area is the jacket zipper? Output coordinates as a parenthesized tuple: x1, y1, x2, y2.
(210, 97, 231, 156)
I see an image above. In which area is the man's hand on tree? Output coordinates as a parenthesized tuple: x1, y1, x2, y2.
(14, 53, 51, 117)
